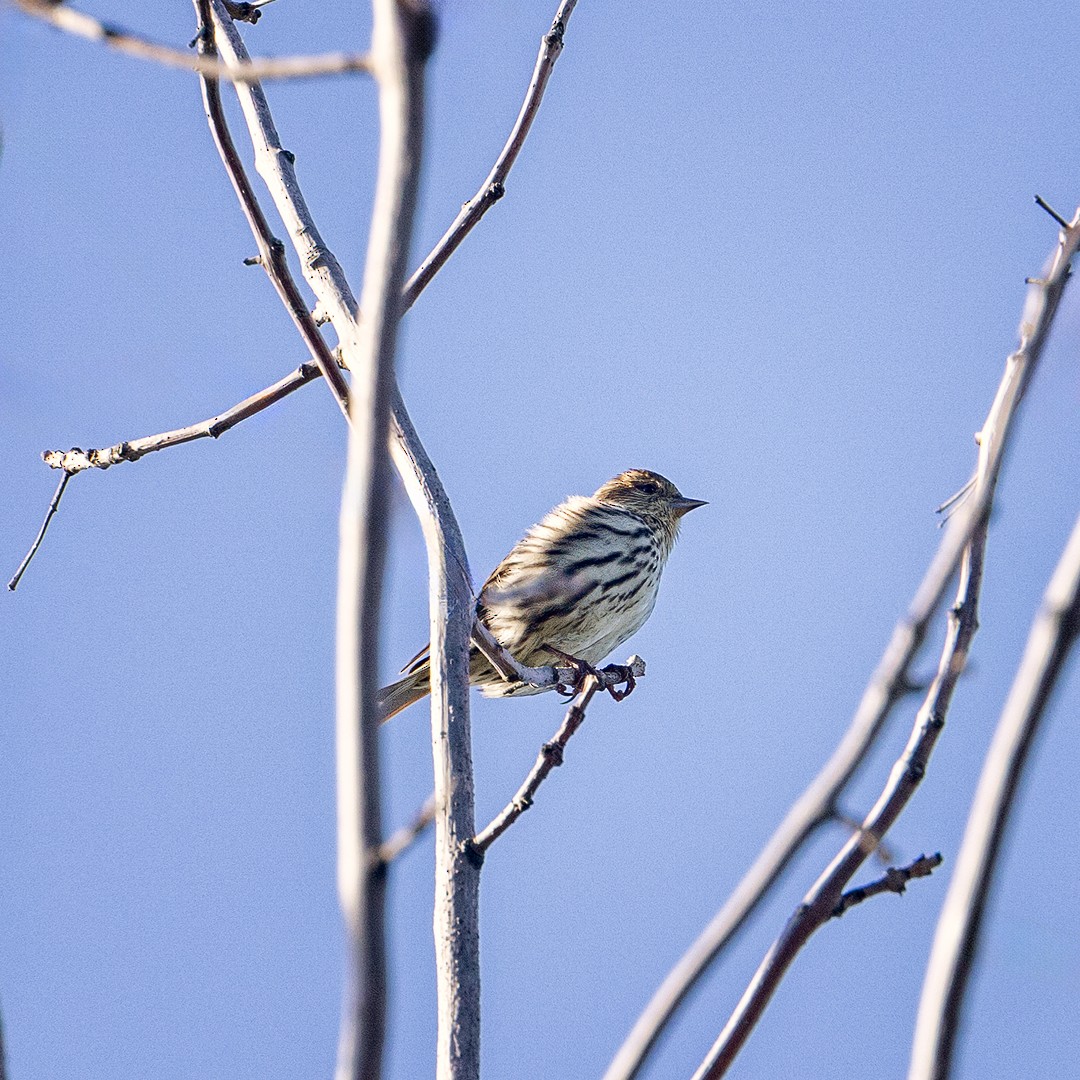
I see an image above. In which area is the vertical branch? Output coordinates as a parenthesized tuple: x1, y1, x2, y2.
(387, 384, 480, 1080)
(335, 3, 433, 1079)
(908, 511, 1080, 1080)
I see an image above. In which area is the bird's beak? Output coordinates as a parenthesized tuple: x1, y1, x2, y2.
(673, 497, 707, 518)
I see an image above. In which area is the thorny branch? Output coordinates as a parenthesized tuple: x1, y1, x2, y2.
(686, 206, 1080, 1080)
(13, 0, 373, 81)
(471, 656, 647, 855)
(909, 505, 1080, 1080)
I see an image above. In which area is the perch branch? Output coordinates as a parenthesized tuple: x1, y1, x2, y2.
(470, 617, 596, 694)
(831, 853, 942, 919)
(13, 0, 372, 81)
(909, 508, 1080, 1080)
(471, 656, 647, 855)
(332, 2, 432, 1079)
(686, 207, 1080, 1080)
(609, 206, 1080, 1080)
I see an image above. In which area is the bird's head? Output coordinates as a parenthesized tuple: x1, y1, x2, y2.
(593, 469, 706, 531)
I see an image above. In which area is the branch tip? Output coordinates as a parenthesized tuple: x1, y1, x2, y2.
(1034, 194, 1070, 230)
(832, 853, 943, 919)
(8, 471, 73, 592)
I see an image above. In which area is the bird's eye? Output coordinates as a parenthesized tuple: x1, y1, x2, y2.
(638, 479, 661, 494)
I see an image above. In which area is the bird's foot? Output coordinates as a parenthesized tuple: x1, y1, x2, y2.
(600, 662, 637, 701)
(541, 645, 600, 698)
(541, 646, 637, 702)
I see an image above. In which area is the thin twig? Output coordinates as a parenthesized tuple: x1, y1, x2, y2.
(610, 207, 1080, 1080)
(8, 472, 70, 591)
(831, 854, 942, 918)
(42, 363, 322, 474)
(193, 3, 351, 418)
(909, 509, 1080, 1080)
(206, 0, 363, 360)
(13, 0, 372, 81)
(377, 794, 437, 865)
(332, 1, 432, 1078)
(401, 0, 578, 311)
(471, 656, 647, 855)
(687, 208, 1080, 1080)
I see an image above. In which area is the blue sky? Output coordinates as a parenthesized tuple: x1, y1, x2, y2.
(3, 2, 1080, 1078)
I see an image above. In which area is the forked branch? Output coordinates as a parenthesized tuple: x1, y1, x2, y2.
(909, 508, 1080, 1080)
(609, 206, 1080, 1080)
(685, 207, 1080, 1080)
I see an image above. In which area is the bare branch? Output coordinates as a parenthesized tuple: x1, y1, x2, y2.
(401, 0, 578, 310)
(193, 2, 352, 418)
(685, 208, 1080, 1080)
(13, 0, 372, 82)
(332, 2, 432, 1079)
(377, 793, 436, 866)
(831, 854, 942, 919)
(909, 510, 1080, 1080)
(41, 363, 323, 474)
(206, 0, 362, 351)
(36, 0, 580, 484)
(609, 207, 1080, 1080)
(8, 472, 70, 591)
(472, 656, 647, 855)
(385, 384, 481, 1080)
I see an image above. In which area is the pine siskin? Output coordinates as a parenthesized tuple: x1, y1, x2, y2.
(378, 469, 705, 721)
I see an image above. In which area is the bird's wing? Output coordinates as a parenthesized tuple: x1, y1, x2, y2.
(478, 501, 647, 623)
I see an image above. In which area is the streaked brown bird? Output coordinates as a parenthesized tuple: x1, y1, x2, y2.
(377, 469, 706, 721)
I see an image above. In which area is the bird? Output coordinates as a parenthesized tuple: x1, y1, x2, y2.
(377, 469, 706, 721)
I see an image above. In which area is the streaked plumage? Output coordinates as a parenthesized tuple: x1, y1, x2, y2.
(378, 469, 705, 721)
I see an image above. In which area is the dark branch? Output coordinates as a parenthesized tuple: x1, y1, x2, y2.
(831, 853, 942, 918)
(8, 472, 71, 591)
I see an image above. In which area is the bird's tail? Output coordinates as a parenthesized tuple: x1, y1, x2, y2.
(377, 664, 431, 723)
